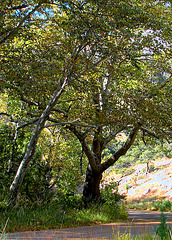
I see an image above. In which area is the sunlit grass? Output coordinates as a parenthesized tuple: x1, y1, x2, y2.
(113, 233, 159, 239)
(1, 206, 171, 240)
(0, 201, 128, 233)
(125, 198, 172, 212)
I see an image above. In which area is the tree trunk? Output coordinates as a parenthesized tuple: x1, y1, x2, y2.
(9, 78, 67, 204)
(9, 117, 46, 204)
(83, 164, 102, 206)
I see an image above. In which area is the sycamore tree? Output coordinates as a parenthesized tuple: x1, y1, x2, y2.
(1, 0, 126, 202)
(0, 0, 172, 204)
(52, 0, 172, 205)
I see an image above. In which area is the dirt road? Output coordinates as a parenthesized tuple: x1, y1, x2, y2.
(2, 210, 172, 240)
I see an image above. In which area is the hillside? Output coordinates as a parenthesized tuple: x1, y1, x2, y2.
(103, 157, 172, 202)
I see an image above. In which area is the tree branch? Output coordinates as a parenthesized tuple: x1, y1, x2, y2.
(48, 117, 105, 128)
(0, 2, 43, 45)
(20, 94, 67, 115)
(102, 127, 126, 149)
(140, 127, 160, 139)
(17, 118, 40, 129)
(10, 76, 67, 202)
(5, 4, 28, 11)
(67, 125, 98, 172)
(99, 123, 141, 172)
(0, 112, 17, 122)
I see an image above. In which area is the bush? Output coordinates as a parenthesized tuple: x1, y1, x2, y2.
(153, 200, 172, 212)
(56, 191, 83, 210)
(101, 182, 127, 220)
(0, 124, 55, 207)
(101, 182, 125, 204)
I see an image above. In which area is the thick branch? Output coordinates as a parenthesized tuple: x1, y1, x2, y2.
(99, 124, 141, 172)
(68, 126, 98, 172)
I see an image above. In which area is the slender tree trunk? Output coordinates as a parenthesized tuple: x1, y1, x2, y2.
(9, 117, 45, 203)
(9, 78, 67, 204)
(83, 164, 102, 206)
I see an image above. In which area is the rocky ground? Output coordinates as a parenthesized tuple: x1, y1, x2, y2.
(103, 157, 172, 201)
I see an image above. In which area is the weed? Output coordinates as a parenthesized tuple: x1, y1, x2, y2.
(155, 212, 172, 240)
(113, 232, 158, 239)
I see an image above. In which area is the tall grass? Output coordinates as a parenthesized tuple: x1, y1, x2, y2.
(1, 204, 171, 240)
(0, 200, 127, 233)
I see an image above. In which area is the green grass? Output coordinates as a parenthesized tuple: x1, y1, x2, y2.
(0, 200, 128, 233)
(113, 233, 158, 239)
(1, 204, 172, 240)
(114, 234, 162, 239)
(125, 198, 172, 212)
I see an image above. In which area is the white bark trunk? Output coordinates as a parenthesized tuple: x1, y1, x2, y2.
(10, 78, 67, 202)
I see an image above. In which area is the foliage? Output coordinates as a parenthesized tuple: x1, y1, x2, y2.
(99, 182, 128, 220)
(0, 0, 172, 203)
(153, 200, 172, 212)
(0, 123, 55, 206)
(0, 0, 57, 45)
(101, 182, 125, 205)
(0, 123, 23, 202)
(126, 199, 172, 212)
(37, 130, 87, 208)
(156, 213, 172, 240)
(114, 138, 172, 172)
(0, 121, 89, 207)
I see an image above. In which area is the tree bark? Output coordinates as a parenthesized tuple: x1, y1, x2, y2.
(68, 123, 141, 206)
(83, 165, 102, 207)
(9, 117, 45, 203)
(78, 124, 141, 206)
(9, 78, 67, 204)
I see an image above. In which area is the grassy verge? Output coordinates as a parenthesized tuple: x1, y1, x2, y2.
(125, 198, 172, 212)
(1, 204, 172, 240)
(0, 200, 128, 233)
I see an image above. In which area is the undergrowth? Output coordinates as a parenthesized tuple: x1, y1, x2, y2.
(1, 204, 172, 240)
(126, 198, 172, 212)
(0, 183, 128, 233)
(0, 202, 127, 233)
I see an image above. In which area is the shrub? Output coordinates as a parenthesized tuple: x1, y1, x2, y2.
(156, 212, 172, 240)
(0, 124, 55, 208)
(153, 200, 172, 212)
(101, 182, 127, 220)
